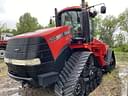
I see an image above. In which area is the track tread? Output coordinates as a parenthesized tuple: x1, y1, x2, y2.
(55, 52, 91, 96)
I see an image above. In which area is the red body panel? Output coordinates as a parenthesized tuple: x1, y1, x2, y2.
(60, 6, 81, 12)
(0, 40, 7, 46)
(13, 27, 67, 39)
(70, 39, 108, 67)
(44, 26, 72, 59)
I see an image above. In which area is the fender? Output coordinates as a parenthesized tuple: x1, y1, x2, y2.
(54, 46, 72, 72)
(38, 47, 72, 87)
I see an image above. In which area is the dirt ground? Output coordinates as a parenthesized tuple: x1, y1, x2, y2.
(0, 52, 127, 96)
(90, 69, 121, 96)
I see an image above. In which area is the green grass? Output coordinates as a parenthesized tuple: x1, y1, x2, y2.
(115, 52, 128, 67)
(115, 52, 128, 62)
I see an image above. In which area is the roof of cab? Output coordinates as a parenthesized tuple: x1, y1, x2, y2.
(60, 6, 81, 12)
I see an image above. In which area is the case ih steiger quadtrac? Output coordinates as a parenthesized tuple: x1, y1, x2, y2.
(4, 0, 116, 96)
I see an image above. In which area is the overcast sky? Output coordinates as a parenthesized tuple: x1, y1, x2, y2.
(0, 0, 128, 28)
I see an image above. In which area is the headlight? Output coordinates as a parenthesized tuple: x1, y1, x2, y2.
(4, 58, 41, 66)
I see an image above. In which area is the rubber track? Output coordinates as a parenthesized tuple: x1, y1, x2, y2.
(55, 52, 91, 96)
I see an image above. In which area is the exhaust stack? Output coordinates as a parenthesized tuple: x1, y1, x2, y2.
(81, 0, 91, 42)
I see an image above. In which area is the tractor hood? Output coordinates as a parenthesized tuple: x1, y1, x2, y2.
(13, 26, 70, 40)
(5, 25, 72, 81)
(5, 26, 71, 60)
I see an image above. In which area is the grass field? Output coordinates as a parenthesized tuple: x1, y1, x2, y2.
(115, 52, 128, 62)
(115, 52, 128, 61)
(115, 52, 128, 67)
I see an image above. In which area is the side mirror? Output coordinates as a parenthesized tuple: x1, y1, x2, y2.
(89, 11, 97, 18)
(101, 6, 106, 14)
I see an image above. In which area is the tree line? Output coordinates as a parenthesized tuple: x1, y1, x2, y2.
(93, 8, 128, 52)
(0, 8, 128, 52)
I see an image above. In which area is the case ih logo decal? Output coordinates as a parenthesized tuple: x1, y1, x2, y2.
(49, 31, 70, 42)
(14, 48, 20, 52)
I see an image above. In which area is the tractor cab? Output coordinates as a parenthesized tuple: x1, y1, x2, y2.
(57, 7, 82, 37)
(56, 6, 94, 41)
(55, 3, 106, 43)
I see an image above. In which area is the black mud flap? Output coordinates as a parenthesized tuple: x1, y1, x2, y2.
(105, 49, 113, 65)
(38, 72, 58, 87)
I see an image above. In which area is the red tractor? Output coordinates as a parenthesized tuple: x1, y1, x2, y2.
(0, 33, 13, 58)
(0, 40, 7, 58)
(4, 0, 116, 96)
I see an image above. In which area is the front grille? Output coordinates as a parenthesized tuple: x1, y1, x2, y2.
(5, 37, 55, 79)
(5, 37, 54, 63)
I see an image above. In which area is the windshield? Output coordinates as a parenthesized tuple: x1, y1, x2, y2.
(61, 11, 80, 25)
(60, 11, 81, 37)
